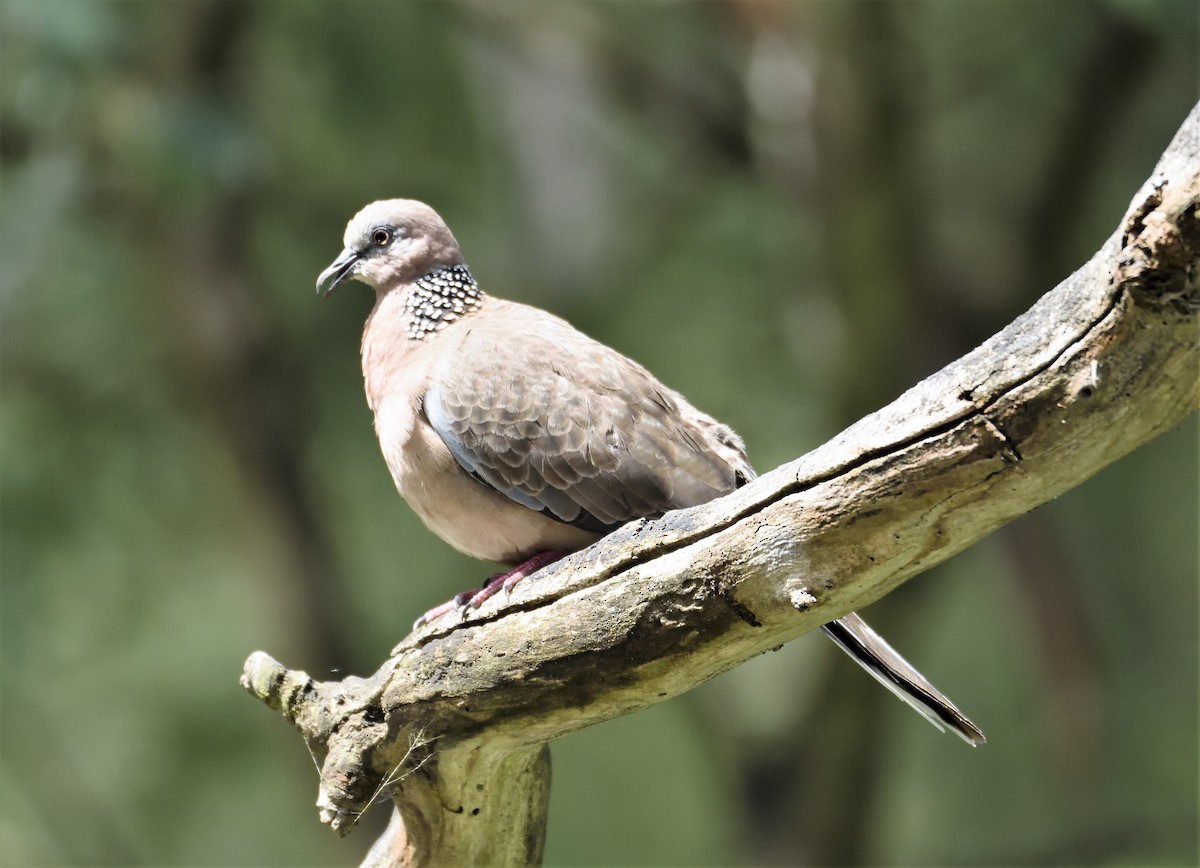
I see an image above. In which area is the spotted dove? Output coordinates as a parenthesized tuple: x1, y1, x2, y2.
(317, 199, 985, 745)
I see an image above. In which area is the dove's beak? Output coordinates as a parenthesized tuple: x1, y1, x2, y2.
(316, 248, 361, 296)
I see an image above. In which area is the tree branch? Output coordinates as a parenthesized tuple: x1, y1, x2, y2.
(242, 104, 1198, 866)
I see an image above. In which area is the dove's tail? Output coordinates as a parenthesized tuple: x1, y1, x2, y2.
(822, 612, 986, 746)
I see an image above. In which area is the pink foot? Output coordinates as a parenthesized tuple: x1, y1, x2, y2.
(465, 550, 567, 609)
(413, 550, 568, 629)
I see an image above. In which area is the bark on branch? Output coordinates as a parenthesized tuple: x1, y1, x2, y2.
(243, 104, 1199, 867)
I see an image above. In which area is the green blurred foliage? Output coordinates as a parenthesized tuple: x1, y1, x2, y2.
(1, 1, 1196, 865)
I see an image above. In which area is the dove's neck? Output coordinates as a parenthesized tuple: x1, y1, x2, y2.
(396, 264, 484, 341)
(361, 265, 486, 413)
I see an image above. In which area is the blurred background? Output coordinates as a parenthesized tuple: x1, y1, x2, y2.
(2, 1, 1196, 865)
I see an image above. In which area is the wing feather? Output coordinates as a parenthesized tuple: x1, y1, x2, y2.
(423, 301, 752, 532)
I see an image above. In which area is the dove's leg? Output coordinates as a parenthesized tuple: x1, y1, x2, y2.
(467, 550, 567, 608)
(414, 550, 568, 628)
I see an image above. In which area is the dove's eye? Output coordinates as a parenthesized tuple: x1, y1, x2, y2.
(370, 227, 393, 247)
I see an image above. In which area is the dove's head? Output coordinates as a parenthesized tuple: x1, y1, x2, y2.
(317, 199, 465, 296)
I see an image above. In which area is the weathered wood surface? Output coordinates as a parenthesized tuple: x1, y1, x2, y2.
(243, 103, 1198, 867)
